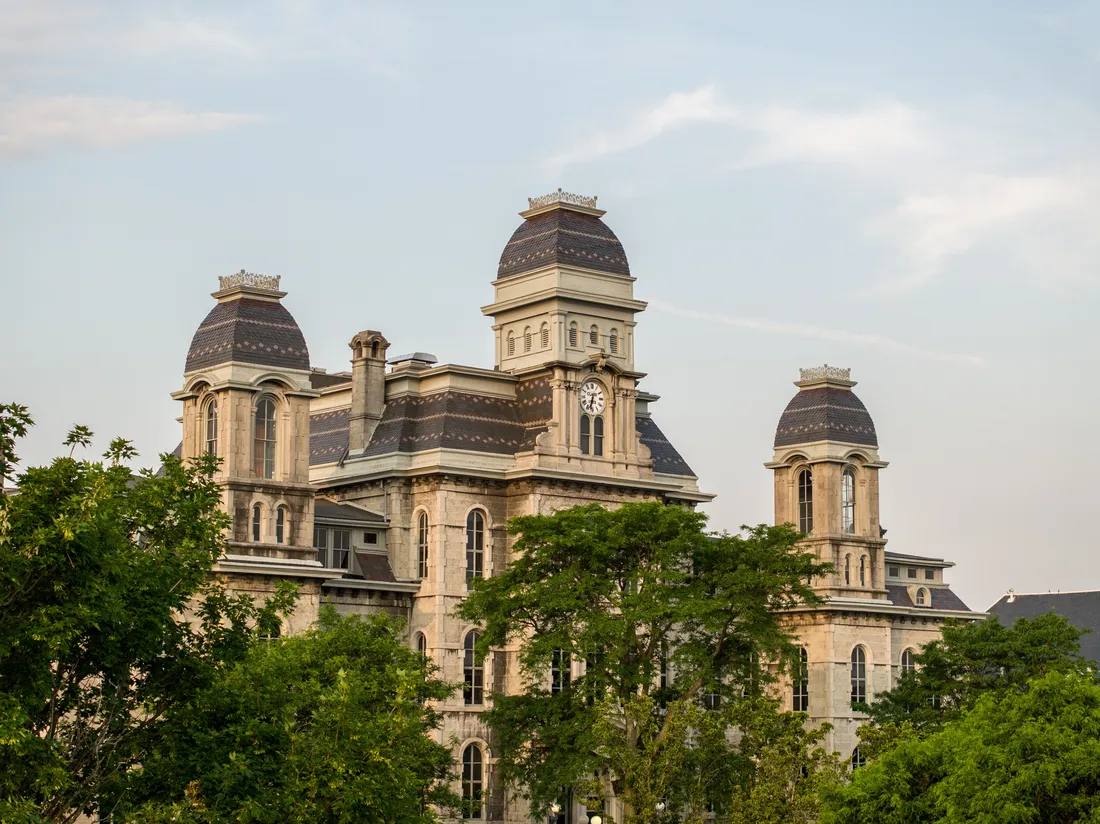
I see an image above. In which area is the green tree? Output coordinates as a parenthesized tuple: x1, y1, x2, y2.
(824, 670, 1100, 824)
(118, 608, 459, 824)
(0, 402, 34, 490)
(0, 420, 293, 824)
(456, 502, 828, 823)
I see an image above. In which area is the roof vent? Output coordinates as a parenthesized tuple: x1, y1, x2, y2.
(387, 352, 438, 372)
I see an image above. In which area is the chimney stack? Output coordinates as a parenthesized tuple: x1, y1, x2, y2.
(348, 330, 390, 452)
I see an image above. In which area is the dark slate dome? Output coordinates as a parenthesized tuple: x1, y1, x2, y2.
(497, 199, 630, 279)
(185, 287, 310, 373)
(774, 385, 878, 448)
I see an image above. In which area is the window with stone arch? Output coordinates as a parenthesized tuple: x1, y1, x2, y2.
(793, 647, 809, 712)
(415, 631, 428, 659)
(609, 328, 619, 354)
(569, 322, 579, 348)
(842, 466, 856, 534)
(253, 396, 277, 479)
(915, 587, 929, 606)
(524, 326, 532, 353)
(859, 555, 866, 587)
(851, 646, 867, 705)
(540, 322, 550, 349)
(901, 648, 916, 674)
(797, 468, 813, 533)
(251, 503, 262, 542)
(416, 511, 429, 580)
(466, 510, 485, 590)
(589, 324, 599, 345)
(579, 415, 604, 456)
(204, 396, 218, 456)
(851, 747, 866, 769)
(275, 505, 287, 545)
(462, 742, 484, 819)
(506, 331, 515, 357)
(844, 554, 851, 585)
(463, 631, 484, 705)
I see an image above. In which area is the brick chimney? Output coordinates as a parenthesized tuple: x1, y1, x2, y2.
(348, 331, 389, 452)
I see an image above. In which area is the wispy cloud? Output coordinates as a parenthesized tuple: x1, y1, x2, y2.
(649, 299, 986, 366)
(0, 97, 261, 156)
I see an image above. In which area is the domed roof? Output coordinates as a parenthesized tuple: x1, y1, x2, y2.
(497, 192, 630, 279)
(185, 273, 310, 373)
(774, 367, 878, 448)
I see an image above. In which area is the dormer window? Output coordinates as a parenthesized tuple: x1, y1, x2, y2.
(915, 587, 928, 606)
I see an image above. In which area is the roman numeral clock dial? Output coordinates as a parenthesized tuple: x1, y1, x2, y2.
(579, 380, 606, 415)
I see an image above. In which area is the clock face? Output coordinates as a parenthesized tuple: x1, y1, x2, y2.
(579, 380, 606, 415)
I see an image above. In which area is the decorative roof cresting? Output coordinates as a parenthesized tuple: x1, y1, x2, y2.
(800, 365, 851, 382)
(527, 188, 598, 210)
(218, 270, 282, 292)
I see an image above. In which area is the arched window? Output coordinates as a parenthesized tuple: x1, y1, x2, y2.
(416, 632, 427, 658)
(901, 648, 916, 674)
(464, 631, 483, 705)
(592, 416, 604, 457)
(609, 328, 618, 354)
(462, 743, 484, 819)
(569, 322, 578, 348)
(540, 323, 550, 349)
(851, 646, 867, 705)
(841, 467, 856, 534)
(417, 511, 429, 579)
(551, 648, 571, 693)
(589, 325, 598, 345)
(466, 510, 485, 590)
(204, 397, 218, 456)
(859, 555, 866, 587)
(915, 587, 928, 606)
(252, 503, 262, 542)
(254, 397, 277, 479)
(506, 332, 515, 357)
(275, 506, 287, 544)
(851, 747, 866, 769)
(580, 415, 591, 455)
(524, 327, 532, 353)
(793, 647, 809, 712)
(844, 554, 851, 585)
(797, 468, 813, 533)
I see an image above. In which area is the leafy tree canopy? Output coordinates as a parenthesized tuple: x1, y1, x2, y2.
(118, 608, 460, 824)
(456, 502, 829, 823)
(825, 671, 1100, 824)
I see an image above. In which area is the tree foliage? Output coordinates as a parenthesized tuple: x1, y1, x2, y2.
(0, 421, 294, 824)
(118, 608, 460, 824)
(824, 671, 1100, 824)
(0, 402, 34, 490)
(456, 502, 829, 823)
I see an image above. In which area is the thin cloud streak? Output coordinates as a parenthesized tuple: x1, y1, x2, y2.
(649, 299, 986, 366)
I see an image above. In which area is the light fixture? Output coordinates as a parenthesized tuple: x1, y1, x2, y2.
(550, 802, 561, 815)
(590, 816, 603, 824)
(655, 801, 667, 813)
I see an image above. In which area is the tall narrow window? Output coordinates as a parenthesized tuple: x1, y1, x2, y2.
(569, 323, 578, 347)
(551, 648, 571, 693)
(541, 323, 550, 349)
(797, 468, 813, 533)
(416, 632, 428, 658)
(524, 327, 532, 353)
(417, 512, 429, 579)
(900, 649, 916, 674)
(592, 416, 604, 457)
(506, 332, 515, 357)
(332, 528, 350, 570)
(252, 503, 261, 542)
(589, 325, 598, 345)
(842, 467, 856, 534)
(275, 506, 286, 544)
(851, 748, 866, 769)
(204, 398, 218, 456)
(462, 743, 484, 819)
(844, 555, 851, 585)
(580, 415, 591, 455)
(464, 631, 483, 705)
(254, 397, 276, 479)
(609, 329, 618, 354)
(659, 642, 669, 690)
(313, 524, 327, 564)
(851, 647, 867, 705)
(793, 647, 809, 712)
(859, 556, 866, 587)
(466, 510, 484, 590)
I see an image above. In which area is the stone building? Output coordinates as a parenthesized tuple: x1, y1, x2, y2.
(171, 190, 973, 821)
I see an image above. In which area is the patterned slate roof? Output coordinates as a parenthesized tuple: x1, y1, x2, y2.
(886, 585, 972, 613)
(497, 208, 630, 279)
(988, 591, 1100, 664)
(637, 416, 695, 477)
(185, 296, 309, 373)
(774, 386, 878, 448)
(310, 408, 350, 466)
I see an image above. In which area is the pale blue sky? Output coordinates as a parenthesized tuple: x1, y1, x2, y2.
(3, 1, 1098, 611)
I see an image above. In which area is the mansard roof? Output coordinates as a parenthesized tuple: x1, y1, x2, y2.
(886, 584, 972, 613)
(774, 386, 878, 448)
(988, 591, 1100, 663)
(497, 205, 630, 280)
